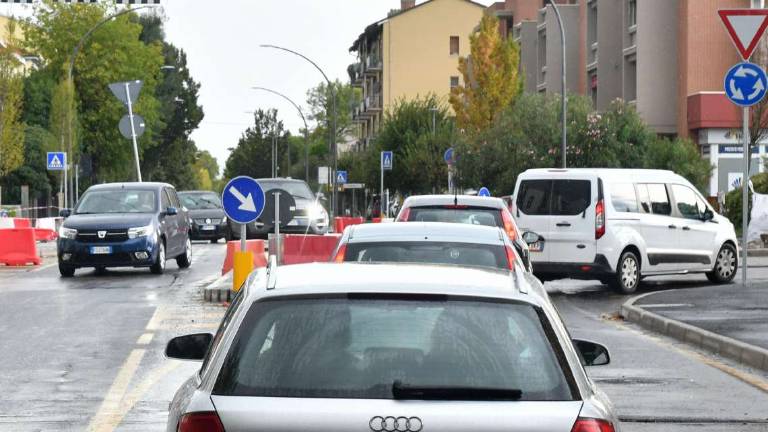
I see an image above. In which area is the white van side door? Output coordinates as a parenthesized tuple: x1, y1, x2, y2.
(637, 183, 684, 272)
(670, 184, 717, 270)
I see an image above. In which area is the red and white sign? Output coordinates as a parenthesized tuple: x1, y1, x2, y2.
(718, 9, 768, 60)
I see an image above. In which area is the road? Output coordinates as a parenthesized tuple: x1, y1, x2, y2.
(0, 244, 766, 431)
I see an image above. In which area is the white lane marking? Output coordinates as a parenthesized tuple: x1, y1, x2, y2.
(86, 348, 147, 432)
(136, 333, 154, 345)
(640, 303, 693, 309)
(30, 262, 57, 273)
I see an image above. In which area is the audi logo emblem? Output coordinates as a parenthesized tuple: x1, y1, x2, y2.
(369, 416, 423, 432)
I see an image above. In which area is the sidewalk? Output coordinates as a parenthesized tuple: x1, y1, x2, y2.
(621, 283, 768, 371)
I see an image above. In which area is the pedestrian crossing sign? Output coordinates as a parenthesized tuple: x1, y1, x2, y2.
(47, 152, 66, 171)
(381, 151, 393, 171)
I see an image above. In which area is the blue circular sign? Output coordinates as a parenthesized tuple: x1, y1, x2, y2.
(444, 148, 454, 165)
(221, 176, 266, 224)
(724, 62, 768, 107)
(478, 187, 491, 197)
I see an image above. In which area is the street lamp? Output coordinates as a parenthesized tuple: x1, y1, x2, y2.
(259, 44, 338, 220)
(252, 86, 310, 182)
(546, 0, 567, 168)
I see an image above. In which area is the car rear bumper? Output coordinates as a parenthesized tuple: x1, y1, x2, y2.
(190, 223, 228, 240)
(231, 218, 328, 238)
(531, 254, 613, 279)
(57, 236, 158, 268)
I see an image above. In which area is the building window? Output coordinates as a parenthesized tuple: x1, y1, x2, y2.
(628, 0, 637, 27)
(450, 76, 459, 89)
(450, 36, 460, 55)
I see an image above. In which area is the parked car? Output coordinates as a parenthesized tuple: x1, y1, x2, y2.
(178, 190, 229, 243)
(331, 221, 525, 272)
(165, 262, 618, 432)
(229, 178, 328, 239)
(57, 182, 192, 277)
(395, 194, 531, 270)
(512, 168, 738, 293)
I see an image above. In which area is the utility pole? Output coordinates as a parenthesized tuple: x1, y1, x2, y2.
(548, 0, 567, 168)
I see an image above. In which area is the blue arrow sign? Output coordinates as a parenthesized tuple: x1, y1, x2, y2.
(381, 151, 393, 170)
(336, 170, 348, 184)
(444, 147, 454, 165)
(724, 62, 768, 107)
(47, 152, 66, 171)
(478, 187, 491, 197)
(221, 176, 265, 224)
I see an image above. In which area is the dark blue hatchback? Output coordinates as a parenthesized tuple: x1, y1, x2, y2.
(57, 182, 192, 277)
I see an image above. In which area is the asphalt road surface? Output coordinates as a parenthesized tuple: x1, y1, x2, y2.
(0, 244, 766, 431)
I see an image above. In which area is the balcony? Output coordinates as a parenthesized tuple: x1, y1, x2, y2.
(365, 54, 383, 74)
(347, 62, 363, 86)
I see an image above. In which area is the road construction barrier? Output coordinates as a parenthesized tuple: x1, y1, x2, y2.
(33, 217, 61, 242)
(13, 218, 31, 228)
(0, 218, 13, 229)
(0, 228, 41, 266)
(282, 234, 341, 265)
(371, 217, 382, 223)
(221, 240, 267, 275)
(334, 216, 365, 233)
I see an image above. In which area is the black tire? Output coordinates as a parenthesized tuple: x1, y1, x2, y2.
(610, 250, 640, 294)
(59, 263, 75, 278)
(706, 243, 737, 284)
(94, 266, 108, 275)
(150, 240, 166, 275)
(210, 238, 219, 244)
(176, 238, 192, 269)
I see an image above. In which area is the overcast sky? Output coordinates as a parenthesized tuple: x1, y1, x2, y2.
(1, 0, 494, 173)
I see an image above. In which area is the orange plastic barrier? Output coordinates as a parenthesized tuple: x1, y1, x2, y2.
(34, 228, 58, 242)
(282, 234, 342, 265)
(0, 228, 41, 266)
(13, 218, 31, 228)
(334, 217, 365, 233)
(371, 217, 382, 223)
(221, 240, 267, 275)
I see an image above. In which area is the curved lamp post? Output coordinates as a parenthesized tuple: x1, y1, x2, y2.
(252, 86, 310, 182)
(547, 0, 567, 168)
(259, 44, 338, 220)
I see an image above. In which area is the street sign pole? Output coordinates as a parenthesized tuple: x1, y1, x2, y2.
(380, 160, 384, 218)
(742, 107, 749, 285)
(64, 164, 68, 211)
(124, 82, 142, 182)
(274, 192, 281, 265)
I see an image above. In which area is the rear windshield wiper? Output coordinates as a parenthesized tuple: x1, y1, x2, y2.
(392, 380, 522, 401)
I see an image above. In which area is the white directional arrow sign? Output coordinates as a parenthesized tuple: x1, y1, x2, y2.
(730, 79, 745, 100)
(229, 186, 257, 212)
(749, 79, 765, 100)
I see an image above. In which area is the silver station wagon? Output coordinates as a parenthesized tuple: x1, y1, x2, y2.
(166, 262, 620, 432)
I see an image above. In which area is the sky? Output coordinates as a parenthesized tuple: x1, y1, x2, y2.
(0, 0, 494, 174)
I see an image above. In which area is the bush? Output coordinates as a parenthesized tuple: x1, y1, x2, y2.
(725, 172, 768, 233)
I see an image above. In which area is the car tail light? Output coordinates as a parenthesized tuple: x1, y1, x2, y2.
(333, 244, 347, 263)
(178, 411, 225, 432)
(397, 207, 411, 222)
(505, 245, 517, 270)
(571, 418, 615, 432)
(501, 209, 518, 240)
(595, 199, 605, 240)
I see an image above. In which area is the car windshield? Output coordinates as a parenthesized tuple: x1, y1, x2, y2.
(405, 206, 501, 227)
(213, 296, 574, 401)
(180, 193, 222, 210)
(344, 241, 509, 270)
(259, 181, 314, 200)
(75, 190, 157, 214)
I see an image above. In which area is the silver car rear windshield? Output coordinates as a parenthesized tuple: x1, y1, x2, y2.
(213, 295, 576, 401)
(406, 206, 501, 227)
(344, 241, 508, 270)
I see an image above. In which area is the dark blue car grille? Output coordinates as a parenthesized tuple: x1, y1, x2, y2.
(76, 230, 129, 242)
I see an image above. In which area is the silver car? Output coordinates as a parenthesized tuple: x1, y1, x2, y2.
(166, 263, 620, 432)
(331, 222, 527, 273)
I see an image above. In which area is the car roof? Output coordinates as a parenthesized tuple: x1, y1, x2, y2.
(86, 182, 172, 191)
(256, 177, 307, 184)
(402, 194, 505, 209)
(247, 262, 541, 305)
(519, 168, 686, 183)
(346, 222, 506, 245)
(178, 190, 218, 194)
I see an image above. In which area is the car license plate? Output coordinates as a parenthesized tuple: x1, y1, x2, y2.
(90, 246, 112, 255)
(201, 225, 215, 231)
(529, 241, 544, 253)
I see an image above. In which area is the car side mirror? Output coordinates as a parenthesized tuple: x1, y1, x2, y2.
(59, 208, 72, 218)
(522, 231, 542, 246)
(702, 209, 714, 222)
(165, 333, 213, 361)
(165, 206, 178, 216)
(573, 339, 610, 366)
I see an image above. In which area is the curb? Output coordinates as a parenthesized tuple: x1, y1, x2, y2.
(620, 291, 768, 372)
(745, 248, 768, 257)
(202, 273, 235, 303)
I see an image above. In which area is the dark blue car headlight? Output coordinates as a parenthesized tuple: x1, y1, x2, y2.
(59, 226, 77, 240)
(128, 224, 155, 239)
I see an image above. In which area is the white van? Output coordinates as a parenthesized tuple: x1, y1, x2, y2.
(512, 169, 738, 293)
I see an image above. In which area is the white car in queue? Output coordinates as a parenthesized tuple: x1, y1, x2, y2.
(165, 262, 620, 432)
(513, 168, 738, 293)
(330, 222, 527, 273)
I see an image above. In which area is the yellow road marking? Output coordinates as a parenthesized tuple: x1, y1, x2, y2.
(86, 348, 147, 432)
(136, 333, 154, 345)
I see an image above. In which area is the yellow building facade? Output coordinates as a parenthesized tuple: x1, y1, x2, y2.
(349, 0, 486, 147)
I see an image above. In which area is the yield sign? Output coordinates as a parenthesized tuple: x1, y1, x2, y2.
(718, 9, 768, 60)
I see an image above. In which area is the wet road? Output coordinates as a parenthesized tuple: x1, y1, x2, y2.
(0, 244, 766, 431)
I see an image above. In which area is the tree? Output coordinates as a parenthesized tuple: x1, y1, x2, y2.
(306, 80, 360, 146)
(0, 18, 25, 179)
(450, 12, 523, 134)
(0, 126, 55, 205)
(224, 109, 289, 180)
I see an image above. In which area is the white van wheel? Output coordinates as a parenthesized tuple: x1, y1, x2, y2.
(706, 243, 737, 284)
(612, 251, 640, 294)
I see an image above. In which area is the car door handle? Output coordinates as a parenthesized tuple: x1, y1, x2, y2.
(668, 224, 677, 229)
(682, 226, 691, 231)
(556, 222, 571, 227)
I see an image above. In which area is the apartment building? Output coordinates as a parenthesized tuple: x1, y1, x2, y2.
(0, 15, 40, 74)
(501, 0, 761, 196)
(348, 0, 486, 147)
